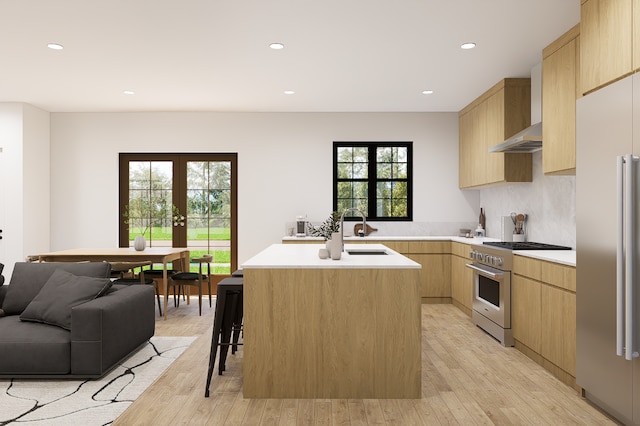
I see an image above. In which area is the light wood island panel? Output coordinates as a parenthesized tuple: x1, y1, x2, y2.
(242, 245, 422, 399)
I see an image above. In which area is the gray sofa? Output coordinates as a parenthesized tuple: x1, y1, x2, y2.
(0, 261, 155, 378)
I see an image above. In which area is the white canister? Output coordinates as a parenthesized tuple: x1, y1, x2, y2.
(501, 216, 515, 242)
(512, 233, 526, 242)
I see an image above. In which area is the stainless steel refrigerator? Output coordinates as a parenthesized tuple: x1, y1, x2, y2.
(576, 73, 640, 425)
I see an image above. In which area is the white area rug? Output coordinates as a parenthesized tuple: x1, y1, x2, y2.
(0, 336, 196, 425)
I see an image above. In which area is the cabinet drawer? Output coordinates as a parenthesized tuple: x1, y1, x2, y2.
(513, 255, 542, 281)
(451, 242, 471, 259)
(541, 262, 576, 292)
(406, 241, 450, 254)
(363, 240, 409, 254)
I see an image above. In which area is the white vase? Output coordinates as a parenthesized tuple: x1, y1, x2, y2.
(330, 232, 342, 260)
(134, 235, 146, 251)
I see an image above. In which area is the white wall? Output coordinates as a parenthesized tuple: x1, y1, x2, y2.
(50, 112, 479, 263)
(0, 103, 50, 278)
(480, 151, 576, 248)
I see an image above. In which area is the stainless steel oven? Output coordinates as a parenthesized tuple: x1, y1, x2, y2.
(467, 246, 514, 346)
(466, 241, 572, 347)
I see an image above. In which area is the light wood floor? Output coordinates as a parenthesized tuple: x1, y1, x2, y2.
(114, 299, 618, 425)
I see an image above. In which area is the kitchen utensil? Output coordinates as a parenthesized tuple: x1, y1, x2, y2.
(510, 212, 517, 225)
(514, 213, 527, 234)
(354, 223, 378, 236)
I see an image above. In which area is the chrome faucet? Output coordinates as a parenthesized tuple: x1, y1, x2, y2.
(340, 208, 367, 251)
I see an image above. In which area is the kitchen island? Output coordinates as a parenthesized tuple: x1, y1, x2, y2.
(242, 243, 422, 399)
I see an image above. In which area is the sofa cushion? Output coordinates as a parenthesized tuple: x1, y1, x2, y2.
(20, 269, 112, 330)
(2, 262, 111, 315)
(0, 315, 71, 375)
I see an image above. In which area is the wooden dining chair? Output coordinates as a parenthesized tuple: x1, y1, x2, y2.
(109, 260, 163, 316)
(168, 255, 213, 316)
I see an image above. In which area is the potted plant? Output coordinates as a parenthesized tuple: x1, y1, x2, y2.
(307, 211, 341, 241)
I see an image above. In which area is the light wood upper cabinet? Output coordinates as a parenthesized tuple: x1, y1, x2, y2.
(458, 78, 533, 189)
(580, 0, 633, 95)
(542, 24, 579, 175)
(635, 0, 640, 72)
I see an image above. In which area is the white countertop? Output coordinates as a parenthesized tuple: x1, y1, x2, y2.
(514, 250, 576, 267)
(281, 235, 576, 266)
(282, 235, 497, 245)
(242, 243, 421, 269)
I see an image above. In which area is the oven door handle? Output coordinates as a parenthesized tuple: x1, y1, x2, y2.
(465, 263, 504, 280)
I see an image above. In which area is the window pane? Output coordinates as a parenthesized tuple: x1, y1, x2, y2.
(393, 163, 407, 178)
(353, 162, 368, 179)
(337, 163, 352, 179)
(377, 163, 392, 179)
(392, 181, 407, 199)
(127, 161, 172, 247)
(376, 147, 392, 162)
(395, 147, 408, 163)
(337, 147, 353, 162)
(376, 197, 390, 217)
(353, 147, 368, 162)
(186, 161, 231, 274)
(392, 199, 408, 217)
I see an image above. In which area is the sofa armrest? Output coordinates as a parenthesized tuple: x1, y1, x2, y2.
(70, 284, 155, 376)
(0, 286, 7, 308)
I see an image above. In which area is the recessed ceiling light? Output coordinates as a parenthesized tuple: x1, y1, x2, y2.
(270, 43, 285, 50)
(123, 90, 135, 95)
(422, 90, 434, 95)
(284, 90, 295, 95)
(460, 42, 476, 50)
(47, 43, 64, 50)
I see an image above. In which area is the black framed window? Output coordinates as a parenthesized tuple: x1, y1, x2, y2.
(333, 142, 412, 221)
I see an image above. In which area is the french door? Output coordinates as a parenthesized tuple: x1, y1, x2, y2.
(119, 153, 237, 275)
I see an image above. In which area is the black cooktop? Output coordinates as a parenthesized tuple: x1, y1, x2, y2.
(483, 241, 572, 250)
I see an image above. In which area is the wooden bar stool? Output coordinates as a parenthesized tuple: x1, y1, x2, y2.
(204, 276, 243, 397)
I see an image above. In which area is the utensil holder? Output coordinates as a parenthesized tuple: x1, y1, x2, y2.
(512, 233, 526, 242)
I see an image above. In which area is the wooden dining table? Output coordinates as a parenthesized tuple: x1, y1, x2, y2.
(37, 247, 190, 320)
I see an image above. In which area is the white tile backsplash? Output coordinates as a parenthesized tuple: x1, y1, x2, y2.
(479, 151, 575, 248)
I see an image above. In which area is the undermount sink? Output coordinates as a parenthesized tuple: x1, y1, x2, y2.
(345, 248, 388, 255)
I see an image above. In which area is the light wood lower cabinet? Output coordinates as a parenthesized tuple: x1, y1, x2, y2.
(513, 255, 577, 389)
(512, 275, 542, 353)
(541, 285, 576, 377)
(450, 242, 473, 316)
(406, 241, 451, 303)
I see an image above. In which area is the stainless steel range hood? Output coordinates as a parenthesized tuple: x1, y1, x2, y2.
(488, 121, 542, 153)
(489, 63, 542, 153)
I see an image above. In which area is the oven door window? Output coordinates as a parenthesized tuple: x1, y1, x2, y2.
(478, 275, 500, 308)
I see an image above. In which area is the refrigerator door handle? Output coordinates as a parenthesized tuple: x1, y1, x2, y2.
(618, 155, 640, 360)
(624, 154, 635, 360)
(616, 155, 624, 357)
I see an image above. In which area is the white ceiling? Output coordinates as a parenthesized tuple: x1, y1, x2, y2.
(0, 0, 579, 113)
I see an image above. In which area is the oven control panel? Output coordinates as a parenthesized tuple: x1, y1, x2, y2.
(470, 250, 504, 268)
